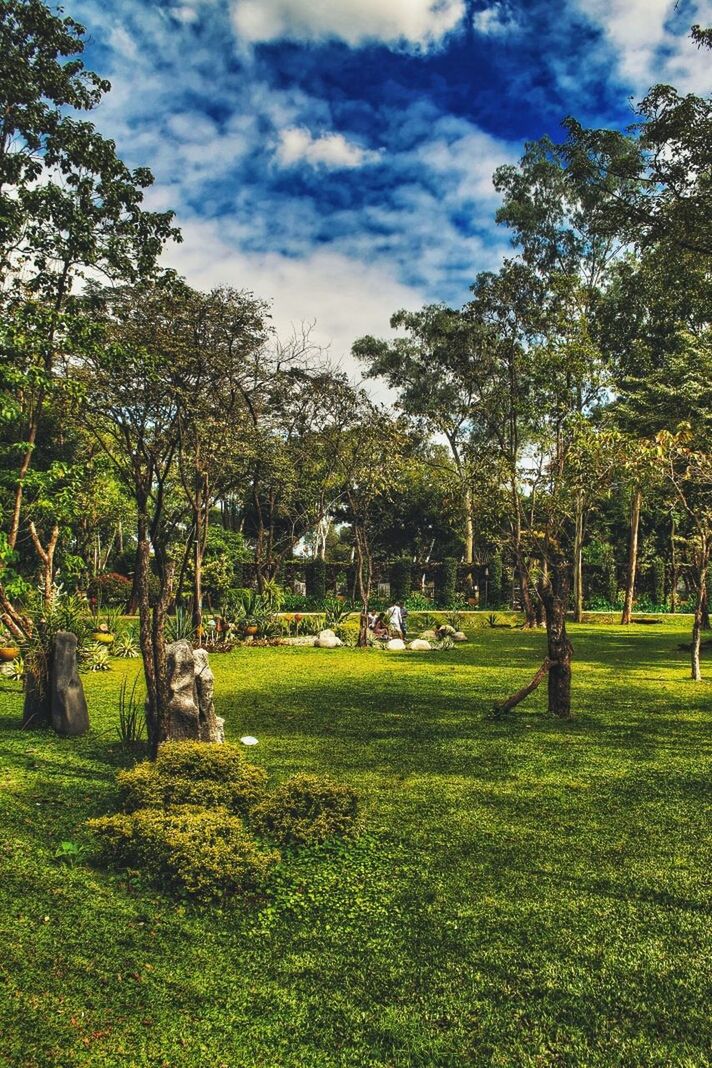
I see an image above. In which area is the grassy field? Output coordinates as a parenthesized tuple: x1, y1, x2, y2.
(1, 622, 710, 1067)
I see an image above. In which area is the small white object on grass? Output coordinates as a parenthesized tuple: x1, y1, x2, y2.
(240, 735, 259, 746)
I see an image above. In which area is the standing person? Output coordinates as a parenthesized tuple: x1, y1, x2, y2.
(386, 601, 403, 637)
(399, 602, 409, 640)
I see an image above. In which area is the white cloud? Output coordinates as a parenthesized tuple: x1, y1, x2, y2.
(163, 217, 426, 387)
(275, 127, 380, 169)
(472, 3, 518, 36)
(575, 0, 712, 93)
(230, 0, 465, 47)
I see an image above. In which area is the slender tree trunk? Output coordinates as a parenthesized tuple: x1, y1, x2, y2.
(539, 563, 573, 717)
(463, 487, 474, 586)
(691, 542, 709, 681)
(137, 522, 159, 754)
(621, 486, 642, 625)
(8, 422, 39, 551)
(28, 522, 60, 609)
(152, 561, 174, 753)
(573, 493, 584, 623)
(670, 515, 678, 614)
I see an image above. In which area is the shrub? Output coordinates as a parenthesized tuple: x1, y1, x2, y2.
(89, 806, 277, 899)
(117, 741, 268, 814)
(251, 773, 359, 846)
(487, 553, 503, 608)
(405, 591, 433, 611)
(89, 571, 132, 607)
(389, 557, 412, 602)
(306, 558, 327, 601)
(652, 556, 666, 607)
(435, 557, 457, 608)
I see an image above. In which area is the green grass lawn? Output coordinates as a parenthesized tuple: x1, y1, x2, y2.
(1, 623, 710, 1067)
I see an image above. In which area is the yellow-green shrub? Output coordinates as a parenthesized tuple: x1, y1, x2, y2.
(117, 741, 268, 814)
(250, 773, 359, 846)
(89, 806, 277, 899)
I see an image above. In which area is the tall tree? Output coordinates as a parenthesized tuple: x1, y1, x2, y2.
(0, 0, 178, 551)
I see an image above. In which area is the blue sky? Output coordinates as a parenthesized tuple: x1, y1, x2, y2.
(71, 0, 710, 372)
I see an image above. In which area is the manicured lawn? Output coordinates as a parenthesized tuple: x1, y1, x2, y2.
(1, 623, 710, 1067)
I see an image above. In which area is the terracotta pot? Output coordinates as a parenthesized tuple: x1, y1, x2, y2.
(0, 646, 20, 662)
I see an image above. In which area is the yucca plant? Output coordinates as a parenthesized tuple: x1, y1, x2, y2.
(117, 676, 145, 748)
(167, 607, 195, 643)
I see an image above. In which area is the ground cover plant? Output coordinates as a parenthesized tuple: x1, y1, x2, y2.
(0, 621, 710, 1067)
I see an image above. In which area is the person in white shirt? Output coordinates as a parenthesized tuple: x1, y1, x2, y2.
(386, 602, 403, 637)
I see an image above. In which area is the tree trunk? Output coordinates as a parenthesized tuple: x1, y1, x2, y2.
(691, 542, 709, 681)
(539, 564, 573, 717)
(670, 514, 678, 614)
(137, 526, 160, 756)
(511, 480, 536, 627)
(573, 493, 584, 623)
(28, 522, 60, 609)
(621, 486, 642, 624)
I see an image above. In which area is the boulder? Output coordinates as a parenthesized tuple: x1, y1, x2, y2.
(214, 716, 226, 744)
(409, 639, 432, 651)
(51, 631, 89, 737)
(318, 628, 336, 639)
(193, 647, 221, 742)
(386, 638, 406, 651)
(419, 630, 437, 641)
(316, 634, 340, 649)
(453, 631, 468, 642)
(165, 639, 200, 740)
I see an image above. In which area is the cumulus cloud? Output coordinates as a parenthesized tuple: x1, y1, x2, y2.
(164, 217, 426, 386)
(275, 127, 380, 169)
(472, 3, 519, 37)
(230, 0, 465, 48)
(574, 0, 712, 93)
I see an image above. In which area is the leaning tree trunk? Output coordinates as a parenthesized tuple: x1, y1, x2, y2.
(621, 486, 642, 624)
(539, 564, 573, 718)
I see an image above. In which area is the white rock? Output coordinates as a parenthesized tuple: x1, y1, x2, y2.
(386, 638, 406, 651)
(409, 639, 432, 651)
(419, 629, 437, 641)
(215, 716, 225, 744)
(318, 629, 336, 639)
(317, 635, 340, 648)
(240, 735, 258, 746)
(453, 631, 468, 642)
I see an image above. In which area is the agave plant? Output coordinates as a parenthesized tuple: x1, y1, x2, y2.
(112, 629, 140, 658)
(83, 643, 112, 672)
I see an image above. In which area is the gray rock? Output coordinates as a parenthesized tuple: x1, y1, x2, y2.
(193, 647, 221, 742)
(51, 631, 89, 737)
(165, 639, 200, 740)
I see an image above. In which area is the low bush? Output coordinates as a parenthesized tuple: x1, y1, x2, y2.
(251, 773, 359, 846)
(89, 806, 277, 899)
(88, 571, 132, 607)
(117, 741, 268, 814)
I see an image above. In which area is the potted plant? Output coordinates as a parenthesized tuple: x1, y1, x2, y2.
(0, 641, 20, 662)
